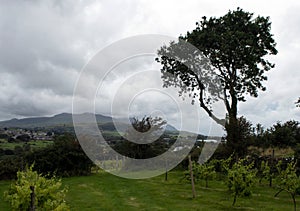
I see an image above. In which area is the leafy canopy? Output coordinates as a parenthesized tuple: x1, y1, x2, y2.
(157, 8, 277, 125)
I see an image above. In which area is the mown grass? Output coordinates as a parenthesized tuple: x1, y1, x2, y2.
(0, 170, 298, 210)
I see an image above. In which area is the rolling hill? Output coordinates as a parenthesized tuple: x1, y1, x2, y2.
(0, 113, 111, 128)
(0, 113, 178, 132)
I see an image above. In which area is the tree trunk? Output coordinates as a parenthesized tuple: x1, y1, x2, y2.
(232, 193, 237, 206)
(274, 189, 283, 197)
(188, 155, 196, 198)
(225, 87, 240, 158)
(269, 149, 275, 187)
(165, 170, 168, 181)
(30, 186, 35, 211)
(291, 193, 296, 211)
(225, 114, 238, 158)
(165, 159, 168, 181)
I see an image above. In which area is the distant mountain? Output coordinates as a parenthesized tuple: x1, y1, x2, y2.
(0, 113, 112, 128)
(0, 113, 178, 132)
(165, 124, 177, 132)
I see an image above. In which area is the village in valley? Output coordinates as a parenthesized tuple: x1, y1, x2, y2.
(0, 127, 53, 142)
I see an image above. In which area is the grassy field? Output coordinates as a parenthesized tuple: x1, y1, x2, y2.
(248, 146, 295, 157)
(0, 140, 53, 150)
(0, 170, 299, 211)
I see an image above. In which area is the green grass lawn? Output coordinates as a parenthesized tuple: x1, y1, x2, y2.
(0, 170, 298, 210)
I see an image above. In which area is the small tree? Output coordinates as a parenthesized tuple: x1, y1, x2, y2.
(227, 159, 256, 206)
(195, 162, 216, 188)
(218, 154, 233, 175)
(275, 161, 300, 211)
(120, 116, 167, 159)
(183, 161, 216, 188)
(4, 165, 69, 211)
(257, 160, 273, 185)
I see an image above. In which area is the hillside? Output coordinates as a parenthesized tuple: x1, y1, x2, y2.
(0, 113, 178, 132)
(0, 113, 112, 128)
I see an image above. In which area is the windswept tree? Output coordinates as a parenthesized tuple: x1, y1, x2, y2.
(156, 8, 277, 157)
(117, 116, 167, 159)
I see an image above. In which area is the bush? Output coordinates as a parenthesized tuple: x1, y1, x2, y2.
(275, 161, 300, 211)
(4, 165, 69, 211)
(183, 161, 216, 188)
(227, 159, 257, 206)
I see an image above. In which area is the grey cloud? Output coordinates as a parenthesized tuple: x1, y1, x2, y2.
(0, 0, 140, 119)
(0, 0, 298, 135)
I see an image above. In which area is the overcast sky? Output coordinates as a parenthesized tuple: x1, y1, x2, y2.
(0, 0, 299, 135)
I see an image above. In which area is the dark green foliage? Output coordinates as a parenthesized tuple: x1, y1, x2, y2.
(183, 8, 277, 101)
(14, 146, 24, 155)
(0, 156, 23, 180)
(16, 134, 31, 142)
(0, 133, 9, 139)
(0, 134, 93, 180)
(4, 149, 14, 155)
(294, 144, 300, 175)
(113, 116, 168, 159)
(26, 134, 93, 177)
(269, 120, 299, 148)
(211, 142, 232, 160)
(225, 116, 254, 158)
(8, 137, 15, 143)
(243, 120, 300, 153)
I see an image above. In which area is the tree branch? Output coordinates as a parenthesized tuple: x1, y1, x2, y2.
(199, 81, 226, 127)
(184, 67, 226, 127)
(223, 88, 231, 114)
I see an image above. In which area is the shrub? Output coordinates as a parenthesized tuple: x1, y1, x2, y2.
(227, 159, 256, 206)
(275, 161, 300, 211)
(4, 165, 69, 211)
